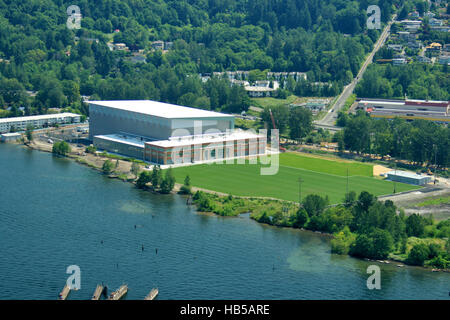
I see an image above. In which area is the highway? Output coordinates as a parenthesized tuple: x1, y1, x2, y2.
(316, 14, 397, 127)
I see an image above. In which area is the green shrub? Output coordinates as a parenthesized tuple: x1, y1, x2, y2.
(407, 243, 430, 266)
(52, 141, 71, 156)
(102, 160, 114, 174)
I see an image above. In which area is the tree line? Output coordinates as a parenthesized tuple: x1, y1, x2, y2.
(335, 111, 449, 167)
(355, 63, 449, 101)
(0, 0, 397, 119)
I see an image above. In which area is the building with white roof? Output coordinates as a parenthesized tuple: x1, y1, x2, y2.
(89, 100, 267, 164)
(386, 171, 431, 186)
(0, 132, 21, 142)
(0, 113, 81, 133)
(358, 99, 449, 123)
(89, 100, 235, 141)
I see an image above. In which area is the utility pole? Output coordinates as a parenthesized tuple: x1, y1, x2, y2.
(346, 168, 349, 195)
(298, 177, 303, 207)
(434, 144, 437, 185)
(393, 162, 397, 194)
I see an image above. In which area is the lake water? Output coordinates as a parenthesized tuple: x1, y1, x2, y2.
(0, 143, 448, 300)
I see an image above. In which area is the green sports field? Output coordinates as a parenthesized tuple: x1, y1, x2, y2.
(171, 153, 420, 204)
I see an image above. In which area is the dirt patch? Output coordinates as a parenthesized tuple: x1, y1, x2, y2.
(373, 165, 391, 176)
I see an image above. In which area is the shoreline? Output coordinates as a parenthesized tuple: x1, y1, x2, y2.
(15, 140, 450, 273)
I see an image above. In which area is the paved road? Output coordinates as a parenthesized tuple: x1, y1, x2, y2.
(316, 14, 397, 127)
(314, 123, 342, 132)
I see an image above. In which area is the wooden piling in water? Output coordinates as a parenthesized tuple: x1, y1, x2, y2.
(108, 284, 128, 300)
(58, 284, 70, 300)
(144, 288, 159, 300)
(91, 284, 104, 300)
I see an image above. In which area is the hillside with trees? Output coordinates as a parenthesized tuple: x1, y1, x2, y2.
(0, 0, 398, 119)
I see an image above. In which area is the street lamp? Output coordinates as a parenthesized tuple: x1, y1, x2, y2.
(298, 177, 303, 206)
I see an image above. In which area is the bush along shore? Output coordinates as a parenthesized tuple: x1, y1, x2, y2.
(190, 189, 450, 271)
(25, 139, 450, 271)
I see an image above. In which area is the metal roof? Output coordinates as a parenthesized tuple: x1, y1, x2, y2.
(387, 171, 429, 180)
(89, 100, 234, 120)
(0, 113, 80, 124)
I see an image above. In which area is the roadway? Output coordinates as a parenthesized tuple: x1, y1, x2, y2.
(316, 14, 397, 127)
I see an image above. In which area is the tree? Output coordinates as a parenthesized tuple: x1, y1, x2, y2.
(407, 243, 430, 266)
(85, 146, 97, 154)
(130, 162, 140, 179)
(370, 229, 393, 259)
(343, 191, 356, 208)
(151, 165, 162, 188)
(289, 107, 313, 143)
(302, 194, 329, 217)
(52, 141, 71, 156)
(331, 226, 356, 255)
(405, 214, 425, 238)
(261, 105, 289, 134)
(179, 174, 192, 195)
(25, 124, 33, 142)
(160, 168, 176, 194)
(343, 113, 371, 154)
(349, 234, 373, 258)
(349, 228, 393, 260)
(292, 207, 308, 228)
(136, 171, 151, 189)
(102, 160, 114, 174)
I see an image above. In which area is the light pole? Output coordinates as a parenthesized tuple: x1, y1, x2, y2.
(346, 168, 349, 195)
(298, 177, 303, 207)
(393, 161, 397, 194)
(433, 144, 437, 185)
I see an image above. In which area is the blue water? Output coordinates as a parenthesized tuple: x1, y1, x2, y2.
(0, 143, 448, 299)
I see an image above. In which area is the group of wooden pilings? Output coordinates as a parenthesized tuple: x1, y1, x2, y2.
(58, 284, 158, 300)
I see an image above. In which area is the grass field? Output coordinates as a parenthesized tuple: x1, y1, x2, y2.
(250, 95, 299, 109)
(171, 153, 420, 204)
(280, 153, 373, 177)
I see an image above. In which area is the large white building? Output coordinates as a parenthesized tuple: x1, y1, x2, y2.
(89, 100, 267, 165)
(0, 113, 81, 133)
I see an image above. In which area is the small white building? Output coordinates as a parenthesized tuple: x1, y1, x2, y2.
(386, 171, 431, 186)
(0, 132, 21, 142)
(393, 58, 407, 65)
(112, 43, 128, 51)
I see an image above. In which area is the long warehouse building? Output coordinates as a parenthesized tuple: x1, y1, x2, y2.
(0, 113, 81, 133)
(358, 99, 449, 123)
(89, 100, 267, 165)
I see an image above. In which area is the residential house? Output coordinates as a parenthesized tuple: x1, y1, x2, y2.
(438, 55, 450, 65)
(164, 42, 174, 50)
(388, 44, 403, 51)
(244, 81, 279, 97)
(393, 58, 407, 65)
(417, 55, 432, 63)
(407, 40, 422, 49)
(431, 26, 450, 32)
(429, 18, 444, 27)
(151, 41, 164, 50)
(112, 43, 128, 51)
(425, 42, 442, 55)
(443, 44, 450, 53)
